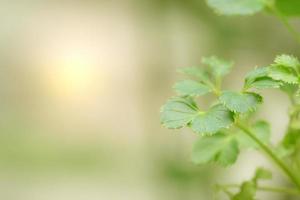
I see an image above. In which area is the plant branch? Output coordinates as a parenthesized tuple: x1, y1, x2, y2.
(236, 122, 300, 190)
(220, 184, 300, 196)
(215, 184, 234, 198)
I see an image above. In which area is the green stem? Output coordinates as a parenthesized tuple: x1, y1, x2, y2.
(269, 5, 300, 45)
(236, 122, 300, 190)
(223, 188, 234, 198)
(222, 184, 300, 196)
(259, 186, 300, 195)
(216, 184, 234, 198)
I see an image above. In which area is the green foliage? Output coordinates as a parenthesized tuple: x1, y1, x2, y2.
(276, 127, 300, 164)
(173, 80, 212, 96)
(161, 56, 236, 135)
(269, 65, 298, 84)
(206, 0, 265, 15)
(276, 0, 300, 17)
(254, 167, 273, 180)
(247, 77, 282, 90)
(160, 0, 300, 198)
(232, 181, 256, 200)
(192, 133, 239, 166)
(160, 54, 300, 197)
(178, 67, 213, 87)
(191, 104, 234, 135)
(244, 67, 282, 90)
(219, 91, 263, 113)
(160, 97, 198, 129)
(274, 54, 300, 71)
(236, 121, 271, 149)
(178, 56, 234, 92)
(281, 83, 299, 96)
(161, 53, 300, 197)
(160, 98, 234, 135)
(232, 168, 272, 200)
(206, 0, 300, 18)
(201, 56, 233, 79)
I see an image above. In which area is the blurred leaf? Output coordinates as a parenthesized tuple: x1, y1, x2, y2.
(276, 128, 300, 159)
(236, 120, 271, 149)
(249, 77, 282, 89)
(254, 167, 272, 180)
(244, 67, 282, 90)
(232, 181, 256, 200)
(202, 56, 234, 79)
(269, 65, 299, 84)
(207, 0, 265, 15)
(160, 97, 198, 129)
(219, 91, 263, 113)
(178, 56, 233, 91)
(192, 133, 239, 166)
(178, 67, 212, 85)
(232, 167, 272, 200)
(274, 144, 294, 158)
(191, 104, 234, 135)
(276, 0, 300, 17)
(274, 54, 300, 71)
(173, 80, 212, 96)
(159, 158, 211, 185)
(282, 128, 300, 150)
(280, 83, 299, 95)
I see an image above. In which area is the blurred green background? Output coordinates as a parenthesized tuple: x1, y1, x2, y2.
(0, 0, 299, 199)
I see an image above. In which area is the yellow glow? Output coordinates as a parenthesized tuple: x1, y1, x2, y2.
(59, 55, 93, 92)
(45, 49, 100, 99)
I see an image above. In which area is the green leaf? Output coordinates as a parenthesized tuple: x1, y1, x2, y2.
(276, 127, 300, 158)
(192, 133, 239, 166)
(274, 144, 294, 158)
(178, 67, 212, 86)
(190, 104, 234, 135)
(244, 67, 282, 90)
(274, 54, 300, 71)
(232, 167, 272, 200)
(160, 97, 198, 129)
(269, 65, 299, 84)
(219, 91, 263, 113)
(245, 67, 269, 85)
(232, 181, 256, 200)
(280, 83, 299, 95)
(250, 77, 282, 89)
(276, 0, 300, 17)
(296, 87, 300, 98)
(202, 56, 233, 78)
(236, 121, 271, 149)
(268, 55, 300, 84)
(282, 128, 300, 150)
(173, 80, 212, 96)
(207, 0, 265, 15)
(254, 167, 272, 180)
(245, 67, 268, 84)
(161, 99, 234, 135)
